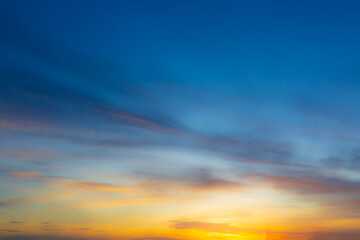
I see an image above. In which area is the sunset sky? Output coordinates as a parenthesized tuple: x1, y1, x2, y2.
(1, 1, 360, 240)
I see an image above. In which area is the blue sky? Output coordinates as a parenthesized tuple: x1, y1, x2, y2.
(1, 1, 360, 240)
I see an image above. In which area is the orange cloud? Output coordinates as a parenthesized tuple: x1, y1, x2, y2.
(102, 109, 185, 136)
(10, 171, 46, 179)
(69, 194, 200, 208)
(61, 181, 133, 192)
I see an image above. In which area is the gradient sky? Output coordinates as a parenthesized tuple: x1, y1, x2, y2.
(1, 1, 360, 240)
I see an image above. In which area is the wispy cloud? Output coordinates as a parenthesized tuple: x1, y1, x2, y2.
(8, 221, 22, 224)
(63, 181, 133, 192)
(309, 231, 360, 240)
(169, 220, 304, 235)
(0, 191, 79, 208)
(247, 172, 360, 194)
(133, 168, 244, 193)
(0, 230, 21, 233)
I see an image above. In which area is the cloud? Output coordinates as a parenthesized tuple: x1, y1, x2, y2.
(133, 168, 244, 193)
(58, 181, 133, 192)
(0, 191, 80, 208)
(69, 194, 199, 208)
(39, 223, 66, 232)
(0, 64, 305, 173)
(40, 228, 63, 231)
(102, 108, 186, 136)
(247, 172, 360, 194)
(322, 148, 360, 171)
(199, 135, 301, 168)
(2, 165, 358, 210)
(8, 221, 22, 224)
(32, 168, 245, 208)
(10, 171, 47, 179)
(0, 230, 21, 233)
(0, 149, 64, 160)
(170, 220, 249, 232)
(1, 169, 69, 182)
(1, 174, 203, 208)
(309, 231, 360, 240)
(0, 65, 187, 140)
(169, 220, 301, 235)
(0, 64, 309, 175)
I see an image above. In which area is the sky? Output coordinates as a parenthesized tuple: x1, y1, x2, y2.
(1, 0, 360, 239)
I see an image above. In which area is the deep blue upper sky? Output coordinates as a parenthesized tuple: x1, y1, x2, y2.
(1, 0, 360, 208)
(2, 0, 360, 150)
